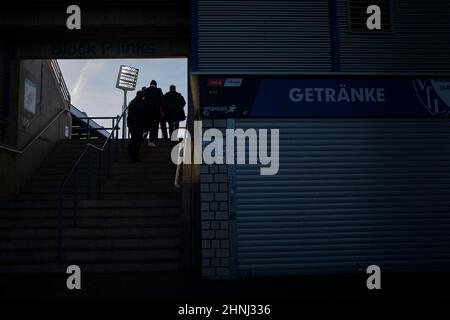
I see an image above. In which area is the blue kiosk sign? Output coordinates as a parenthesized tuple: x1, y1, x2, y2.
(199, 77, 450, 118)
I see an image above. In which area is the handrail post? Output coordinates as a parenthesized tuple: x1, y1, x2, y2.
(111, 117, 116, 146)
(57, 190, 63, 261)
(115, 116, 119, 162)
(87, 118, 91, 140)
(73, 165, 79, 227)
(107, 143, 111, 178)
(98, 150, 102, 199)
(87, 147, 91, 200)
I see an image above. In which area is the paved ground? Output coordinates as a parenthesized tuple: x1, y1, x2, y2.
(1, 270, 449, 301)
(1, 271, 448, 318)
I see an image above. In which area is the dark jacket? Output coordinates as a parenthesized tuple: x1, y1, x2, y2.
(142, 86, 164, 129)
(127, 97, 145, 129)
(163, 91, 186, 122)
(143, 86, 164, 115)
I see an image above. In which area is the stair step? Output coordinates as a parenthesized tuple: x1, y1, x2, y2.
(0, 216, 182, 228)
(105, 177, 176, 184)
(106, 173, 176, 180)
(1, 138, 185, 274)
(17, 191, 180, 201)
(100, 193, 179, 200)
(0, 227, 182, 239)
(0, 199, 181, 209)
(102, 185, 179, 192)
(110, 165, 176, 171)
(0, 261, 179, 274)
(42, 159, 173, 170)
(0, 237, 181, 250)
(0, 249, 180, 263)
(66, 249, 180, 262)
(32, 168, 176, 177)
(22, 179, 178, 194)
(30, 174, 176, 182)
(0, 207, 181, 217)
(49, 152, 173, 161)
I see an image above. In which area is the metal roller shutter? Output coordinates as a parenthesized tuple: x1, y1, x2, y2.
(195, 0, 332, 73)
(231, 118, 450, 276)
(336, 0, 450, 73)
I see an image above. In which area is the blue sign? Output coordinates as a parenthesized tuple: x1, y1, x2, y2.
(199, 77, 450, 118)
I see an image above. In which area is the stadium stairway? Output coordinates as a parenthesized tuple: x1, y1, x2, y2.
(0, 139, 184, 273)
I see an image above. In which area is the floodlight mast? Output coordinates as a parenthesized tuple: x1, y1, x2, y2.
(115, 65, 139, 140)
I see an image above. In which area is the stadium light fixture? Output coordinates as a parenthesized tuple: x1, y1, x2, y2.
(116, 65, 139, 139)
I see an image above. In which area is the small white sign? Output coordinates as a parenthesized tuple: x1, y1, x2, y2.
(24, 78, 37, 114)
(224, 78, 243, 87)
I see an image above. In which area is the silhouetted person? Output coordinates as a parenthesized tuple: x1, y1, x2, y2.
(163, 85, 186, 138)
(159, 107, 169, 140)
(143, 80, 163, 147)
(127, 91, 145, 162)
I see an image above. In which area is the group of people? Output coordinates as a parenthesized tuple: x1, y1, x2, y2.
(127, 80, 186, 162)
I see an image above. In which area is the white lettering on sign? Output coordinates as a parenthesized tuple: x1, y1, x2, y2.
(224, 78, 243, 87)
(289, 85, 385, 103)
(51, 41, 155, 57)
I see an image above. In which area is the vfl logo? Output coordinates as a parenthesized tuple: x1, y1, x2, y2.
(413, 78, 450, 116)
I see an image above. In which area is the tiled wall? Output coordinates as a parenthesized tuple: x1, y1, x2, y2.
(200, 119, 232, 279)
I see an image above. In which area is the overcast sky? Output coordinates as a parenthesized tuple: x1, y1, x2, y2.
(58, 58, 188, 132)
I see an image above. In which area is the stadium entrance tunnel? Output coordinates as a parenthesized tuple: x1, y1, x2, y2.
(0, 2, 202, 276)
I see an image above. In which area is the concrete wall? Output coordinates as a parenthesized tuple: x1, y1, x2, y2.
(0, 59, 71, 199)
(0, 47, 5, 140)
(0, 49, 20, 146)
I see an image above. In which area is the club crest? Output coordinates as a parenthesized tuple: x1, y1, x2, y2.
(413, 78, 450, 116)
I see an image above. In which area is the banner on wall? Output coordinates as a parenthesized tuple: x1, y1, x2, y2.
(199, 77, 450, 118)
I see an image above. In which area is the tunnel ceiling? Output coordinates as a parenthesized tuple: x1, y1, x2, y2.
(0, 0, 190, 58)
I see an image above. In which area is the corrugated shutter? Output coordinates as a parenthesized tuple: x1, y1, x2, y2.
(232, 119, 450, 276)
(337, 0, 450, 73)
(195, 0, 332, 73)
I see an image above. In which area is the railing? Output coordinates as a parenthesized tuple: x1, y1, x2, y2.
(49, 60, 71, 106)
(57, 108, 126, 260)
(72, 116, 119, 140)
(0, 108, 68, 154)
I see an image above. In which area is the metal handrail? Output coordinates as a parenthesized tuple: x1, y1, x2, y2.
(59, 111, 126, 191)
(0, 108, 68, 154)
(49, 60, 71, 106)
(72, 116, 118, 139)
(57, 106, 126, 259)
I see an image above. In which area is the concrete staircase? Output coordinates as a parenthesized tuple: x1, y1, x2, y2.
(0, 139, 184, 273)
